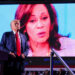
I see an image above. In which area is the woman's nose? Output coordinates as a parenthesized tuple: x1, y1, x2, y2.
(37, 20, 44, 28)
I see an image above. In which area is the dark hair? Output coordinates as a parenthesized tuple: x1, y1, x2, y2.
(15, 4, 62, 50)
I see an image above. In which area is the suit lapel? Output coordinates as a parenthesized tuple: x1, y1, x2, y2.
(11, 31, 16, 51)
(19, 33, 23, 53)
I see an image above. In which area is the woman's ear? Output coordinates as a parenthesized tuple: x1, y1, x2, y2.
(50, 23, 54, 32)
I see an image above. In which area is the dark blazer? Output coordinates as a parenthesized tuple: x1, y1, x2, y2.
(0, 31, 29, 56)
(0, 31, 29, 75)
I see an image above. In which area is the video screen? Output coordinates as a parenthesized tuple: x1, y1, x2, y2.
(0, 4, 75, 57)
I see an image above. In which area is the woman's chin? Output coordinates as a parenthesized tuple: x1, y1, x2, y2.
(35, 39, 48, 43)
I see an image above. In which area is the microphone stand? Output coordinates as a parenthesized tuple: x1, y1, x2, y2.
(50, 48, 75, 75)
(50, 51, 54, 75)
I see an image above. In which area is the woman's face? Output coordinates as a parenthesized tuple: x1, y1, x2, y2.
(26, 4, 51, 43)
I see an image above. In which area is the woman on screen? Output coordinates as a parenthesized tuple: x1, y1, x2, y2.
(15, 4, 75, 57)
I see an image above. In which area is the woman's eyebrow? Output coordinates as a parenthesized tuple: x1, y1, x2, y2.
(30, 15, 35, 16)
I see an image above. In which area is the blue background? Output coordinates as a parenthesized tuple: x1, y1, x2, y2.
(0, 4, 75, 40)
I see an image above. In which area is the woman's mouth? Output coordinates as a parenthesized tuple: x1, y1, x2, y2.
(37, 32, 46, 37)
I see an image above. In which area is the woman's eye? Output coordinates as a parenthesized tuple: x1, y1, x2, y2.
(42, 16, 48, 20)
(29, 19, 36, 23)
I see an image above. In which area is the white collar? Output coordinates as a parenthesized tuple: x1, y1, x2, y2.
(13, 31, 19, 35)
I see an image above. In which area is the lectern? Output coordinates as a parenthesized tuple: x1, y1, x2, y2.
(0, 51, 8, 75)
